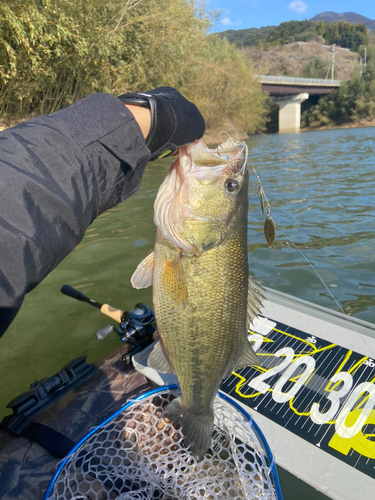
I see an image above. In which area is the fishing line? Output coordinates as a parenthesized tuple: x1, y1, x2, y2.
(251, 167, 375, 360)
(278, 228, 375, 359)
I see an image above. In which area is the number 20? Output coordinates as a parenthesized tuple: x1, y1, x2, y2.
(248, 347, 315, 402)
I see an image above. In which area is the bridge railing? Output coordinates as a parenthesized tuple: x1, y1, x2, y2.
(254, 75, 341, 86)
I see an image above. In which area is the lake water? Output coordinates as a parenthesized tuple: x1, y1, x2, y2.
(246, 128, 375, 323)
(0, 126, 374, 498)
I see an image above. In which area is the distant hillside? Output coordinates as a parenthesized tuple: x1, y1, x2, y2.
(245, 40, 359, 81)
(218, 26, 276, 47)
(309, 12, 375, 30)
(219, 19, 368, 52)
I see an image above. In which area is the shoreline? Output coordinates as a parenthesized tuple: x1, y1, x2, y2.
(206, 117, 375, 143)
(300, 117, 375, 134)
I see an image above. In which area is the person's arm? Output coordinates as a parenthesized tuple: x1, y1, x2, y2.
(0, 88, 204, 337)
(0, 92, 152, 336)
(124, 104, 151, 140)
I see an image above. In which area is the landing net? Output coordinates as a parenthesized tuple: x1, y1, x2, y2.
(45, 386, 282, 500)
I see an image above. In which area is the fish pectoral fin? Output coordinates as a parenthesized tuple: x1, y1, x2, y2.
(161, 254, 188, 305)
(247, 275, 264, 326)
(131, 252, 154, 289)
(233, 342, 262, 371)
(148, 340, 176, 374)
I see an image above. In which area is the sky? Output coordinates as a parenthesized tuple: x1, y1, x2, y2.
(205, 0, 374, 31)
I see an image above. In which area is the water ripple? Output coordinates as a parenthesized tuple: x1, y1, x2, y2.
(247, 127, 375, 323)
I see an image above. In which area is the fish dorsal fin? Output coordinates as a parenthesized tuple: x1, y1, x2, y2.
(161, 254, 188, 305)
(131, 252, 154, 289)
(234, 341, 262, 371)
(247, 275, 264, 326)
(148, 340, 176, 374)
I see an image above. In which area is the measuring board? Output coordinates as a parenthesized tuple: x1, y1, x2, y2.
(221, 288, 375, 500)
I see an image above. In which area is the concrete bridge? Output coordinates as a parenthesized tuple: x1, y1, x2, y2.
(256, 75, 341, 133)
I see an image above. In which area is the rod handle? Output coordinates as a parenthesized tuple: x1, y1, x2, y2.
(100, 304, 123, 323)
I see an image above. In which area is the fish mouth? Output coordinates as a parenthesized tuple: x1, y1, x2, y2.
(154, 135, 248, 255)
(187, 138, 248, 179)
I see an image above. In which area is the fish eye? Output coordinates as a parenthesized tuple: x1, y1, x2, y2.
(225, 179, 237, 193)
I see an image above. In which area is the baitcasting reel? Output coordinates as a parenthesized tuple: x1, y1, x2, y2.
(60, 285, 156, 364)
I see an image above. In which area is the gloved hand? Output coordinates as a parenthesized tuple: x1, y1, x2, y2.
(118, 87, 205, 161)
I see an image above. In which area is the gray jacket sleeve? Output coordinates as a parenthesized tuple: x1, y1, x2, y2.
(0, 93, 151, 336)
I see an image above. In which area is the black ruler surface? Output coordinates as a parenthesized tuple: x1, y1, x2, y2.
(221, 317, 375, 479)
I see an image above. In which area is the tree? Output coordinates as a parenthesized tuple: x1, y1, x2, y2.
(0, 0, 268, 133)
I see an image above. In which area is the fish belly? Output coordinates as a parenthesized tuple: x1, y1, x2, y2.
(152, 229, 248, 459)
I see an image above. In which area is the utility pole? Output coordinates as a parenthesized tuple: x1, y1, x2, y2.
(331, 45, 336, 82)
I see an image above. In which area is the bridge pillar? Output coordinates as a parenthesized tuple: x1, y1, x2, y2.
(273, 93, 309, 134)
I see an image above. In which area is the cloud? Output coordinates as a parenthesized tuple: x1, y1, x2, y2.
(221, 16, 242, 26)
(287, 0, 307, 14)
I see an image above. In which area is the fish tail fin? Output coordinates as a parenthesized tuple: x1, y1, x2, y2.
(162, 397, 213, 462)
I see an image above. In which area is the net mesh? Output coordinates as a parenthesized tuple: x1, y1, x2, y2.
(46, 389, 278, 500)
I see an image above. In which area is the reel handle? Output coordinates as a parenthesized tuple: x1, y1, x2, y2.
(95, 325, 114, 341)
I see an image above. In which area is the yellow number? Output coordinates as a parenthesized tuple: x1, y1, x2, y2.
(329, 408, 375, 458)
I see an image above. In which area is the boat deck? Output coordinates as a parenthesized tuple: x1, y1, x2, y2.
(222, 288, 375, 500)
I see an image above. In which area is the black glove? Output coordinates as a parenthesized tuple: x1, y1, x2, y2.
(118, 86, 205, 161)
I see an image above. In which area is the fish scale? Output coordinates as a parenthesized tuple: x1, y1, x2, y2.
(155, 234, 247, 412)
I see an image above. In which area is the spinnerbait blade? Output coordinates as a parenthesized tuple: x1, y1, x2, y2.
(264, 215, 276, 248)
(253, 166, 265, 214)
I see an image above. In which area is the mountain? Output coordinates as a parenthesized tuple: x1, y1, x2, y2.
(219, 18, 368, 52)
(309, 11, 375, 30)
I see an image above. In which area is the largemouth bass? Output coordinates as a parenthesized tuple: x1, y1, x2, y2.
(131, 136, 263, 461)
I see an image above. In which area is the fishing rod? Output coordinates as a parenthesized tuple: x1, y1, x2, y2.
(61, 284, 123, 323)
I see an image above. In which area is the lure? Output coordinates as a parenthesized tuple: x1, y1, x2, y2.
(264, 212, 276, 248)
(253, 166, 276, 247)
